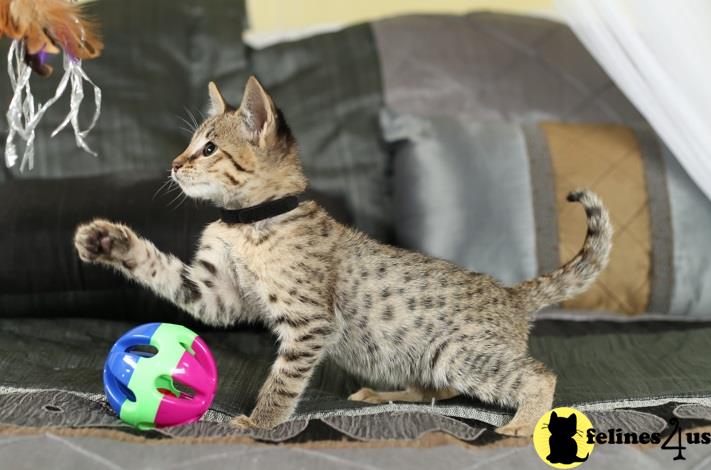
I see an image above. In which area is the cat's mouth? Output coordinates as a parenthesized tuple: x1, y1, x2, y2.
(170, 168, 183, 182)
(171, 172, 216, 200)
(171, 170, 197, 188)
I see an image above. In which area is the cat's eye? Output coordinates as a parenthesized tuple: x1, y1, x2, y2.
(202, 141, 217, 156)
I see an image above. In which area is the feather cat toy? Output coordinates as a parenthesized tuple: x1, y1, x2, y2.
(0, 0, 103, 170)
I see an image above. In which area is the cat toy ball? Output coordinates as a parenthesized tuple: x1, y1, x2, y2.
(103, 323, 218, 429)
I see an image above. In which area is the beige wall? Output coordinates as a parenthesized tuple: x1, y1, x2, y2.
(246, 0, 556, 34)
(79, 0, 558, 38)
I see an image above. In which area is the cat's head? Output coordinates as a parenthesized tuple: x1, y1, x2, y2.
(171, 76, 307, 209)
(547, 411, 578, 437)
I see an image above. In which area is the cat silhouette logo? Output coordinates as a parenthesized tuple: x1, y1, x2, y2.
(533, 407, 595, 468)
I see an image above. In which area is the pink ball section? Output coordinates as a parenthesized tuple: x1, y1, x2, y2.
(154, 336, 218, 427)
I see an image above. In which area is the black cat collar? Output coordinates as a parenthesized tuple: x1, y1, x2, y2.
(220, 194, 301, 224)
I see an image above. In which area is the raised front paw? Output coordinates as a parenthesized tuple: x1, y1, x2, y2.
(74, 219, 137, 267)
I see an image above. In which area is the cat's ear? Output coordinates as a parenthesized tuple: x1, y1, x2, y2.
(569, 414, 577, 425)
(208, 81, 230, 116)
(239, 75, 278, 147)
(550, 411, 558, 419)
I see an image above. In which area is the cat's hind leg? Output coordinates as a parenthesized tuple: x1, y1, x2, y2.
(495, 364, 556, 436)
(348, 386, 459, 404)
(449, 354, 556, 437)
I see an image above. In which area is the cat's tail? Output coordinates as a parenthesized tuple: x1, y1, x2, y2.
(513, 189, 612, 311)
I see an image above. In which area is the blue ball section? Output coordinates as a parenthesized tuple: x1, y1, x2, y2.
(103, 322, 162, 416)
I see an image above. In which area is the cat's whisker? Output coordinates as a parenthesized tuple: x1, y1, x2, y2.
(177, 116, 192, 128)
(184, 107, 199, 129)
(165, 181, 184, 205)
(152, 178, 175, 201)
(166, 190, 189, 210)
(169, 193, 188, 211)
(162, 186, 182, 199)
(156, 175, 180, 196)
(177, 115, 196, 133)
(166, 189, 183, 205)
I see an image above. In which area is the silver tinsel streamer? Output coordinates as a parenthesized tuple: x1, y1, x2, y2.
(50, 51, 102, 156)
(4, 39, 101, 171)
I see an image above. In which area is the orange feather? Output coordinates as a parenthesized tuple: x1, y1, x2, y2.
(0, 0, 102, 60)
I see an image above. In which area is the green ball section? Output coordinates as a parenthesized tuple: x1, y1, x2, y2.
(119, 323, 198, 429)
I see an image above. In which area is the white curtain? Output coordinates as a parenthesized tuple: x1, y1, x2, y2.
(557, 0, 711, 200)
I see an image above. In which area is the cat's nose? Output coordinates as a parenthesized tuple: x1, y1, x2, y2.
(171, 156, 185, 171)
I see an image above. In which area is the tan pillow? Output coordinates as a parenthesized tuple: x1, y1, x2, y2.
(542, 123, 651, 314)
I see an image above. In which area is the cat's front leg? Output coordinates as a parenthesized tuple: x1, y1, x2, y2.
(231, 312, 335, 429)
(74, 219, 201, 315)
(74, 219, 185, 301)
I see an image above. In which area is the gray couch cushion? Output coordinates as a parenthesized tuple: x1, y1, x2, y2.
(665, 149, 711, 315)
(384, 109, 711, 316)
(373, 12, 645, 124)
(382, 110, 537, 286)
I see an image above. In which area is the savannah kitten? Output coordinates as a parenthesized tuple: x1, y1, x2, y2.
(74, 76, 612, 436)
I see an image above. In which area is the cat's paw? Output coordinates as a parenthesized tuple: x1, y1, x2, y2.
(229, 414, 257, 431)
(74, 219, 137, 266)
(348, 387, 386, 404)
(495, 421, 535, 437)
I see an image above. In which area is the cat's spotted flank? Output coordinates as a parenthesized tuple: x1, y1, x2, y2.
(74, 76, 612, 436)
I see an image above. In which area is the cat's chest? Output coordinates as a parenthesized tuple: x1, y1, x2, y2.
(208, 223, 293, 289)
